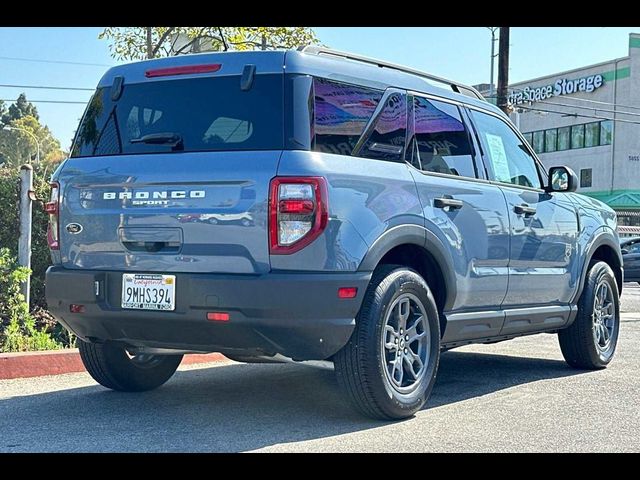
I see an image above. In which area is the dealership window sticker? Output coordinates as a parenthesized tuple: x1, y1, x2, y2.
(485, 133, 511, 183)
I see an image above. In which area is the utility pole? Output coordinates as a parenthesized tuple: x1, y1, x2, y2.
(18, 164, 33, 307)
(497, 27, 510, 115)
(487, 27, 499, 98)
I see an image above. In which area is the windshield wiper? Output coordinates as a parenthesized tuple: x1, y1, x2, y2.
(130, 132, 183, 150)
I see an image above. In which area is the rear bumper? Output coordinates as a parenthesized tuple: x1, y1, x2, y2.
(46, 266, 371, 360)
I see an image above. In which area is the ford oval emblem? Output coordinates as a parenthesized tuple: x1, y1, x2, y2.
(66, 223, 83, 234)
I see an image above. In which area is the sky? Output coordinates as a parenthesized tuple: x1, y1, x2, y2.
(1, 26, 639, 151)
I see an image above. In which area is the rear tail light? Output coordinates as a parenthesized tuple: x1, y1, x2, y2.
(269, 177, 328, 254)
(46, 182, 60, 250)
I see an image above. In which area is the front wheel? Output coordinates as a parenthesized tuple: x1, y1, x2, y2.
(334, 265, 441, 420)
(78, 340, 183, 392)
(558, 261, 620, 369)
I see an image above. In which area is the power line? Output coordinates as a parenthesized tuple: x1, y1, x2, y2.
(518, 105, 640, 125)
(0, 98, 88, 105)
(536, 98, 640, 118)
(0, 83, 94, 92)
(541, 94, 640, 112)
(0, 55, 113, 68)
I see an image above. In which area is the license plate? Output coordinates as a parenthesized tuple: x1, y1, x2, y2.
(121, 274, 175, 311)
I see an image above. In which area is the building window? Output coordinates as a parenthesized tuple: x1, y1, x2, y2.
(600, 120, 613, 145)
(523, 132, 533, 146)
(545, 128, 557, 152)
(571, 124, 585, 149)
(532, 130, 545, 154)
(557, 126, 571, 151)
(580, 168, 592, 188)
(585, 122, 600, 147)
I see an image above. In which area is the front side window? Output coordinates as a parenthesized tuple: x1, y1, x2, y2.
(470, 109, 542, 189)
(409, 97, 476, 178)
(313, 77, 382, 156)
(628, 241, 640, 254)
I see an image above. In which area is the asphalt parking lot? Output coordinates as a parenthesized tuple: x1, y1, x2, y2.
(1, 283, 639, 452)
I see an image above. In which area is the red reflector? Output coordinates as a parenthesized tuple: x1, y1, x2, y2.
(44, 201, 57, 214)
(278, 199, 315, 215)
(207, 312, 230, 322)
(338, 287, 358, 299)
(145, 64, 222, 78)
(69, 304, 85, 313)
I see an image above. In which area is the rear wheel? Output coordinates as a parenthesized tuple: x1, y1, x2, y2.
(334, 265, 440, 420)
(558, 261, 620, 369)
(78, 340, 183, 392)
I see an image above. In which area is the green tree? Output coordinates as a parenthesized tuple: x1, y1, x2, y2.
(2, 93, 39, 125)
(0, 94, 65, 167)
(99, 27, 321, 61)
(0, 100, 7, 127)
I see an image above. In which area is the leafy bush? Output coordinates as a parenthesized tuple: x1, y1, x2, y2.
(0, 248, 62, 352)
(0, 163, 52, 309)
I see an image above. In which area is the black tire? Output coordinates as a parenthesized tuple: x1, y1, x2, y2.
(558, 261, 620, 369)
(334, 265, 440, 420)
(78, 340, 183, 392)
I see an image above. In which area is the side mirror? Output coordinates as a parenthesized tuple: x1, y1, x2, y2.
(548, 166, 578, 193)
(621, 248, 629, 255)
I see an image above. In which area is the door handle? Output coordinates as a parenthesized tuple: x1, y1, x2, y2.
(514, 203, 536, 216)
(434, 197, 463, 210)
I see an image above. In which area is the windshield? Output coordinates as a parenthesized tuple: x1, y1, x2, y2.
(70, 74, 283, 157)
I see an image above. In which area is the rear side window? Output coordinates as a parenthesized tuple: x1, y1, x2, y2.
(313, 78, 382, 156)
(409, 97, 477, 178)
(359, 92, 407, 162)
(71, 74, 283, 157)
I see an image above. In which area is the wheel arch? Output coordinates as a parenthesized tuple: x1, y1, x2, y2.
(358, 225, 456, 335)
(573, 231, 623, 303)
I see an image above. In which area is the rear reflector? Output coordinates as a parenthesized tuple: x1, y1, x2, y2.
(145, 64, 222, 78)
(278, 199, 315, 215)
(338, 287, 358, 299)
(207, 312, 230, 322)
(69, 304, 85, 313)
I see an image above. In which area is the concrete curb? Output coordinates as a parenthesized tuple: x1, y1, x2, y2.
(0, 349, 226, 380)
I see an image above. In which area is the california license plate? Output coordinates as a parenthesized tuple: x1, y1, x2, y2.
(121, 274, 176, 311)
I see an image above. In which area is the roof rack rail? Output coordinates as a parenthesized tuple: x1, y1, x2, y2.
(297, 45, 485, 102)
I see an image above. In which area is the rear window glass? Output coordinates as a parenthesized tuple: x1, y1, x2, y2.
(70, 74, 283, 157)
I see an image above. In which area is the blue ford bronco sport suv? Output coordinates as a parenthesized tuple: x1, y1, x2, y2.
(46, 47, 623, 420)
